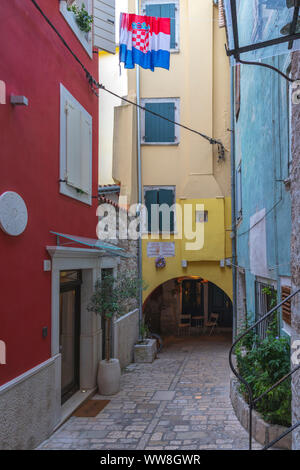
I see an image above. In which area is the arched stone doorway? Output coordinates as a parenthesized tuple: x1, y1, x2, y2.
(143, 276, 232, 336)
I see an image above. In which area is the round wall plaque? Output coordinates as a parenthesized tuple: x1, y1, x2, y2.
(0, 191, 28, 236)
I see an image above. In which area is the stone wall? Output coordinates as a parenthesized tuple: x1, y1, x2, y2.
(230, 377, 291, 449)
(291, 50, 300, 450)
(0, 356, 60, 450)
(98, 201, 139, 314)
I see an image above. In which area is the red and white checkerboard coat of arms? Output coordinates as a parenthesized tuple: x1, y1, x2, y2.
(132, 28, 150, 54)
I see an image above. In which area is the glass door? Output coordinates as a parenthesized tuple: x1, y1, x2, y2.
(59, 270, 81, 404)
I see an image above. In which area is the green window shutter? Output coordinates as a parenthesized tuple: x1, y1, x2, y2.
(158, 188, 175, 232)
(161, 4, 176, 49)
(146, 4, 161, 17)
(145, 102, 175, 143)
(145, 189, 159, 233)
(146, 3, 176, 49)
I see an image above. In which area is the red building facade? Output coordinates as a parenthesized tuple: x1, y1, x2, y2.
(0, 0, 116, 449)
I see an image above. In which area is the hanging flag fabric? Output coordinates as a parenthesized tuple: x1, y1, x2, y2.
(119, 13, 171, 71)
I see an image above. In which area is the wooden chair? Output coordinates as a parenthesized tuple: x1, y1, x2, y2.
(192, 315, 205, 334)
(178, 314, 191, 336)
(204, 313, 219, 336)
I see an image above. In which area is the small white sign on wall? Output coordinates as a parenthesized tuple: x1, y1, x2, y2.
(147, 242, 175, 258)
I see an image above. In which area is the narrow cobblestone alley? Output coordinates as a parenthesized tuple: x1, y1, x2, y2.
(39, 335, 260, 450)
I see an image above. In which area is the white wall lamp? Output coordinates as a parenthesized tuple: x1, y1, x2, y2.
(10, 95, 29, 106)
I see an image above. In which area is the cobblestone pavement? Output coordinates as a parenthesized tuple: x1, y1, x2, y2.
(39, 335, 261, 450)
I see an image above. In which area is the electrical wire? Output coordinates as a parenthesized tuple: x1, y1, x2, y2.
(237, 198, 282, 238)
(29, 0, 225, 156)
(230, 261, 290, 272)
(237, 58, 296, 83)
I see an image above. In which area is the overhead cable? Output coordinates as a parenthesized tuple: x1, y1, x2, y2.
(30, 0, 225, 158)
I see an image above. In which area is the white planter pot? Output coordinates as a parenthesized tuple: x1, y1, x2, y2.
(97, 358, 121, 396)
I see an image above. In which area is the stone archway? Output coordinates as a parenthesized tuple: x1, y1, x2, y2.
(143, 276, 233, 337)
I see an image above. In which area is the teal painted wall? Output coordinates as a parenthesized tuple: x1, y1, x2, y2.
(234, 4, 292, 329)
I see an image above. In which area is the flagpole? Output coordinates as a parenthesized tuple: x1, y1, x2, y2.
(136, 0, 143, 339)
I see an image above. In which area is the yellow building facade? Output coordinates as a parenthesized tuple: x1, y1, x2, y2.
(112, 0, 232, 332)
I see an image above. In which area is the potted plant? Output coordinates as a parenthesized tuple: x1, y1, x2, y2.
(88, 271, 141, 395)
(67, 2, 93, 33)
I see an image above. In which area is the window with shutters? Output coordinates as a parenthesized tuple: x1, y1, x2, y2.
(144, 186, 175, 234)
(141, 0, 179, 51)
(141, 98, 180, 145)
(60, 84, 92, 205)
(60, 0, 93, 57)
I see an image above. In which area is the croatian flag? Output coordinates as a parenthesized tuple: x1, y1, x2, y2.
(119, 13, 171, 71)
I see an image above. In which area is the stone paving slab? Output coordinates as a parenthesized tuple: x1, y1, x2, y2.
(39, 335, 261, 450)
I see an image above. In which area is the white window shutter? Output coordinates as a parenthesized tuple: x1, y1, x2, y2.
(80, 114, 92, 194)
(93, 0, 116, 54)
(66, 100, 82, 190)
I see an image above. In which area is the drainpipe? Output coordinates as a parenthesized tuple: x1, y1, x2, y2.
(136, 0, 143, 338)
(230, 65, 237, 341)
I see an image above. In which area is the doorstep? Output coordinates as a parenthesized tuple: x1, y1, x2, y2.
(54, 388, 97, 432)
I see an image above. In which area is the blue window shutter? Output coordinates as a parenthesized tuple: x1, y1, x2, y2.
(146, 3, 176, 49)
(161, 4, 176, 49)
(145, 102, 175, 143)
(158, 189, 175, 232)
(145, 189, 159, 232)
(146, 4, 161, 17)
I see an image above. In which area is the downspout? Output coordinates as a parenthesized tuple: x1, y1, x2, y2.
(136, 0, 143, 338)
(230, 65, 237, 341)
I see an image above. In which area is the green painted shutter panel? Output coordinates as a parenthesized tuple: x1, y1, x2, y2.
(158, 189, 174, 232)
(145, 4, 161, 17)
(146, 3, 176, 49)
(145, 189, 159, 233)
(145, 102, 175, 143)
(161, 4, 176, 49)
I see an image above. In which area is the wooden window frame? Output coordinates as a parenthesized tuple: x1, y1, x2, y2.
(59, 0, 93, 58)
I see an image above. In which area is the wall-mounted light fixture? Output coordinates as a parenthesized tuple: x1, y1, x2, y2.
(10, 95, 28, 106)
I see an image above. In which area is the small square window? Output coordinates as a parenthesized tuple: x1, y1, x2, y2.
(141, 98, 180, 145)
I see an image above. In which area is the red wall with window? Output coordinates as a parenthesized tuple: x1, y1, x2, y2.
(0, 0, 99, 385)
